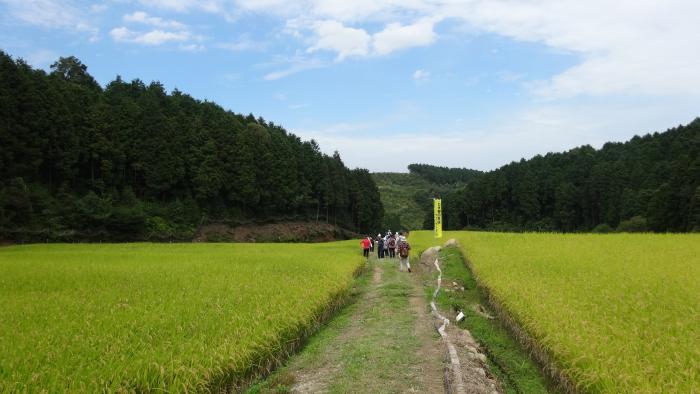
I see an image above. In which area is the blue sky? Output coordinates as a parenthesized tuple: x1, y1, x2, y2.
(2, 0, 699, 172)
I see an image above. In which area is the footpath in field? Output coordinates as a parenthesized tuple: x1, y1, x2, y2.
(248, 250, 503, 394)
(249, 255, 443, 393)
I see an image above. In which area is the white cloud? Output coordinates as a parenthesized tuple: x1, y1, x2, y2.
(123, 11, 186, 29)
(234, 0, 428, 24)
(229, 0, 700, 98)
(112, 0, 700, 98)
(372, 18, 437, 55)
(307, 20, 371, 60)
(300, 17, 437, 60)
(264, 58, 324, 80)
(2, 0, 99, 40)
(111, 11, 201, 48)
(442, 0, 700, 98)
(110, 27, 190, 45)
(413, 69, 430, 82)
(138, 0, 223, 13)
(179, 43, 205, 52)
(260, 51, 327, 80)
(232, 2, 440, 59)
(109, 27, 133, 42)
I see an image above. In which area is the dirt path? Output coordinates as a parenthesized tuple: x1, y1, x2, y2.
(248, 256, 444, 393)
(249, 247, 502, 394)
(406, 262, 449, 393)
(289, 264, 384, 393)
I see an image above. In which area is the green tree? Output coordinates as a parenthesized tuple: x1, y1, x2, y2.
(50, 56, 100, 90)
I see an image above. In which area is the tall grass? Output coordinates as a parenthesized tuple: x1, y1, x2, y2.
(0, 242, 363, 392)
(410, 231, 700, 393)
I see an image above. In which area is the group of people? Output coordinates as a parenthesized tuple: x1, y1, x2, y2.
(360, 231, 411, 272)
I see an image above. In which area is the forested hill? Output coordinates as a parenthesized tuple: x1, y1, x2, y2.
(407, 164, 482, 184)
(0, 51, 383, 242)
(373, 165, 482, 231)
(372, 173, 433, 231)
(438, 120, 700, 232)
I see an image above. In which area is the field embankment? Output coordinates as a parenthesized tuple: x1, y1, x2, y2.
(411, 231, 700, 392)
(0, 241, 364, 392)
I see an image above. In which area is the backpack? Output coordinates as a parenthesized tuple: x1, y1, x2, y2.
(387, 237, 396, 248)
(398, 241, 410, 258)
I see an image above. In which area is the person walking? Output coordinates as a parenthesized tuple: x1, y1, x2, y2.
(386, 232, 396, 258)
(361, 236, 371, 258)
(383, 231, 391, 254)
(368, 236, 374, 253)
(397, 232, 411, 272)
(377, 234, 385, 259)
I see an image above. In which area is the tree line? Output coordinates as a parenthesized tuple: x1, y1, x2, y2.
(0, 51, 383, 242)
(408, 164, 482, 185)
(428, 120, 700, 232)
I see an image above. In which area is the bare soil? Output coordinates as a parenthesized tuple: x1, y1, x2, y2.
(195, 221, 357, 243)
(406, 267, 448, 393)
(290, 264, 384, 393)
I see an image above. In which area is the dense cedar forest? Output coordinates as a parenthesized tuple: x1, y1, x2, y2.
(408, 164, 482, 185)
(431, 120, 700, 232)
(0, 51, 383, 242)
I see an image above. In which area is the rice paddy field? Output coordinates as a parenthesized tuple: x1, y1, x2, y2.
(410, 231, 700, 393)
(0, 241, 363, 392)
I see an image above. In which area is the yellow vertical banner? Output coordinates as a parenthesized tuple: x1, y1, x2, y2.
(434, 198, 442, 238)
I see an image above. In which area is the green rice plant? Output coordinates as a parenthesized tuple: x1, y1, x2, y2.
(410, 231, 700, 393)
(0, 241, 364, 392)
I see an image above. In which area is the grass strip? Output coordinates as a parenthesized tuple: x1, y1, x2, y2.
(429, 246, 552, 394)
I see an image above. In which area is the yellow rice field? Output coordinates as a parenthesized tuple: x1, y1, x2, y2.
(0, 242, 363, 392)
(410, 231, 700, 393)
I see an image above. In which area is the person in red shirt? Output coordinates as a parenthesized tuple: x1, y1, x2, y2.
(361, 237, 371, 258)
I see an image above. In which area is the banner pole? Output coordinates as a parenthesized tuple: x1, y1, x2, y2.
(434, 198, 443, 238)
